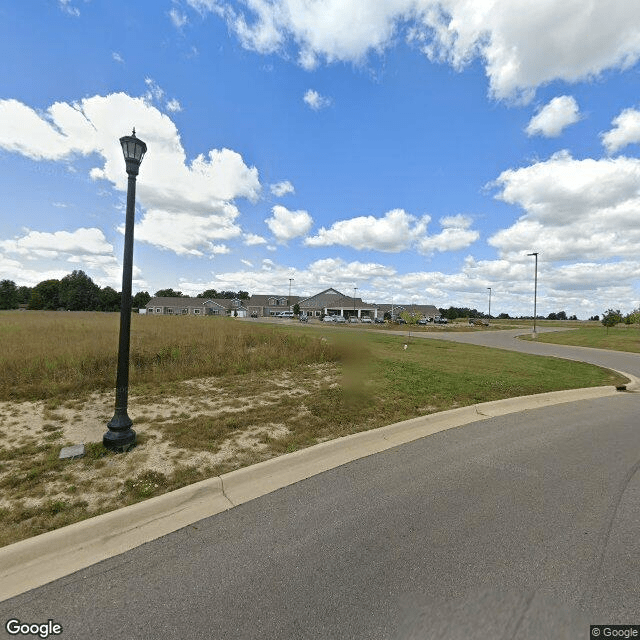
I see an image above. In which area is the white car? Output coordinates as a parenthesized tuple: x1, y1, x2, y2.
(322, 315, 335, 322)
(360, 317, 372, 323)
(333, 316, 347, 323)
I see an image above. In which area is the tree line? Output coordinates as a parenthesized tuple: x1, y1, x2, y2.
(0, 273, 249, 312)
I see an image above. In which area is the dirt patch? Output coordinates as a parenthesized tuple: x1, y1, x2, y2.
(0, 364, 338, 537)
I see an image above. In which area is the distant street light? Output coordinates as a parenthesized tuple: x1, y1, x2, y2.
(353, 286, 358, 319)
(527, 252, 538, 337)
(288, 278, 294, 308)
(487, 287, 492, 321)
(103, 129, 147, 451)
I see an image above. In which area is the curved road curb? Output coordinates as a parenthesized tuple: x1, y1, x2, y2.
(0, 381, 630, 603)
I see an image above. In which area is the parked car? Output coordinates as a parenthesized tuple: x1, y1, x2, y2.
(417, 318, 430, 325)
(434, 316, 448, 324)
(374, 318, 385, 324)
(361, 317, 372, 323)
(333, 316, 347, 323)
(394, 318, 407, 324)
(250, 311, 258, 318)
(322, 315, 335, 322)
(348, 317, 359, 323)
(276, 311, 294, 318)
(299, 314, 309, 322)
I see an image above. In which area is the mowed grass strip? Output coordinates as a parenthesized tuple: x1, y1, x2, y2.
(522, 325, 640, 353)
(0, 312, 627, 547)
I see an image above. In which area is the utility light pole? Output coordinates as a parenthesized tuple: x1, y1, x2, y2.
(353, 286, 357, 319)
(104, 129, 147, 451)
(288, 278, 294, 308)
(487, 287, 492, 322)
(527, 252, 538, 337)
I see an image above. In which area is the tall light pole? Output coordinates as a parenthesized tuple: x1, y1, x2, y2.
(353, 286, 357, 319)
(487, 287, 492, 321)
(288, 277, 294, 308)
(527, 252, 538, 337)
(104, 129, 147, 451)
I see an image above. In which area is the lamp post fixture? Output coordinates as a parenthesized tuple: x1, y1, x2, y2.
(487, 287, 492, 322)
(103, 129, 147, 451)
(527, 252, 538, 338)
(288, 278, 294, 309)
(353, 286, 357, 319)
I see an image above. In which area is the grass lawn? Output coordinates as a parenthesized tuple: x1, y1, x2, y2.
(0, 311, 627, 547)
(521, 325, 640, 353)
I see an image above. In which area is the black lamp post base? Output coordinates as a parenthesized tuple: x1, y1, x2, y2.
(103, 414, 136, 451)
(103, 428, 136, 451)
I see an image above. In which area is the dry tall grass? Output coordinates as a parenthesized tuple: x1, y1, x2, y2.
(0, 311, 343, 401)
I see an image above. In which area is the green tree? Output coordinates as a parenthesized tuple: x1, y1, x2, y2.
(293, 303, 301, 316)
(0, 280, 18, 309)
(132, 291, 151, 309)
(625, 309, 640, 326)
(155, 288, 186, 297)
(601, 309, 622, 333)
(16, 285, 32, 305)
(197, 289, 218, 299)
(99, 286, 121, 312)
(58, 270, 101, 311)
(29, 279, 60, 310)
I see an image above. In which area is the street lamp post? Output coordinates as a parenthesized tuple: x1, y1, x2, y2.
(288, 278, 294, 309)
(527, 252, 538, 338)
(353, 286, 357, 319)
(103, 129, 147, 451)
(487, 287, 492, 322)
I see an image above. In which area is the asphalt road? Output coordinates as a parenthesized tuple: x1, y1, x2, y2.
(2, 331, 639, 639)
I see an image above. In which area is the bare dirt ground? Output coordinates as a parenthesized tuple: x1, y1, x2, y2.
(0, 363, 339, 525)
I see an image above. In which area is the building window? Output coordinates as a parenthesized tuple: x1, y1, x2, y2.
(147, 308, 153, 314)
(156, 308, 162, 314)
(182, 308, 189, 315)
(194, 308, 201, 315)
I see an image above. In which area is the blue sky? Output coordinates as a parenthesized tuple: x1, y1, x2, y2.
(1, 1, 640, 317)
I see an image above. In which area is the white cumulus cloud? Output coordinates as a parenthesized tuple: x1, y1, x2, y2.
(270, 180, 295, 197)
(526, 96, 581, 137)
(303, 89, 332, 110)
(305, 209, 427, 252)
(305, 209, 477, 254)
(0, 92, 261, 257)
(187, 0, 640, 102)
(243, 233, 268, 245)
(417, 215, 479, 254)
(602, 107, 640, 154)
(166, 98, 183, 113)
(489, 151, 640, 261)
(265, 205, 313, 243)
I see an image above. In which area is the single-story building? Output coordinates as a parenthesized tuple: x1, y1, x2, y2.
(144, 291, 441, 321)
(246, 295, 300, 317)
(297, 288, 378, 319)
(145, 297, 248, 317)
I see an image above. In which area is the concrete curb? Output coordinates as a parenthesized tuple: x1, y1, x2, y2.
(0, 383, 627, 602)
